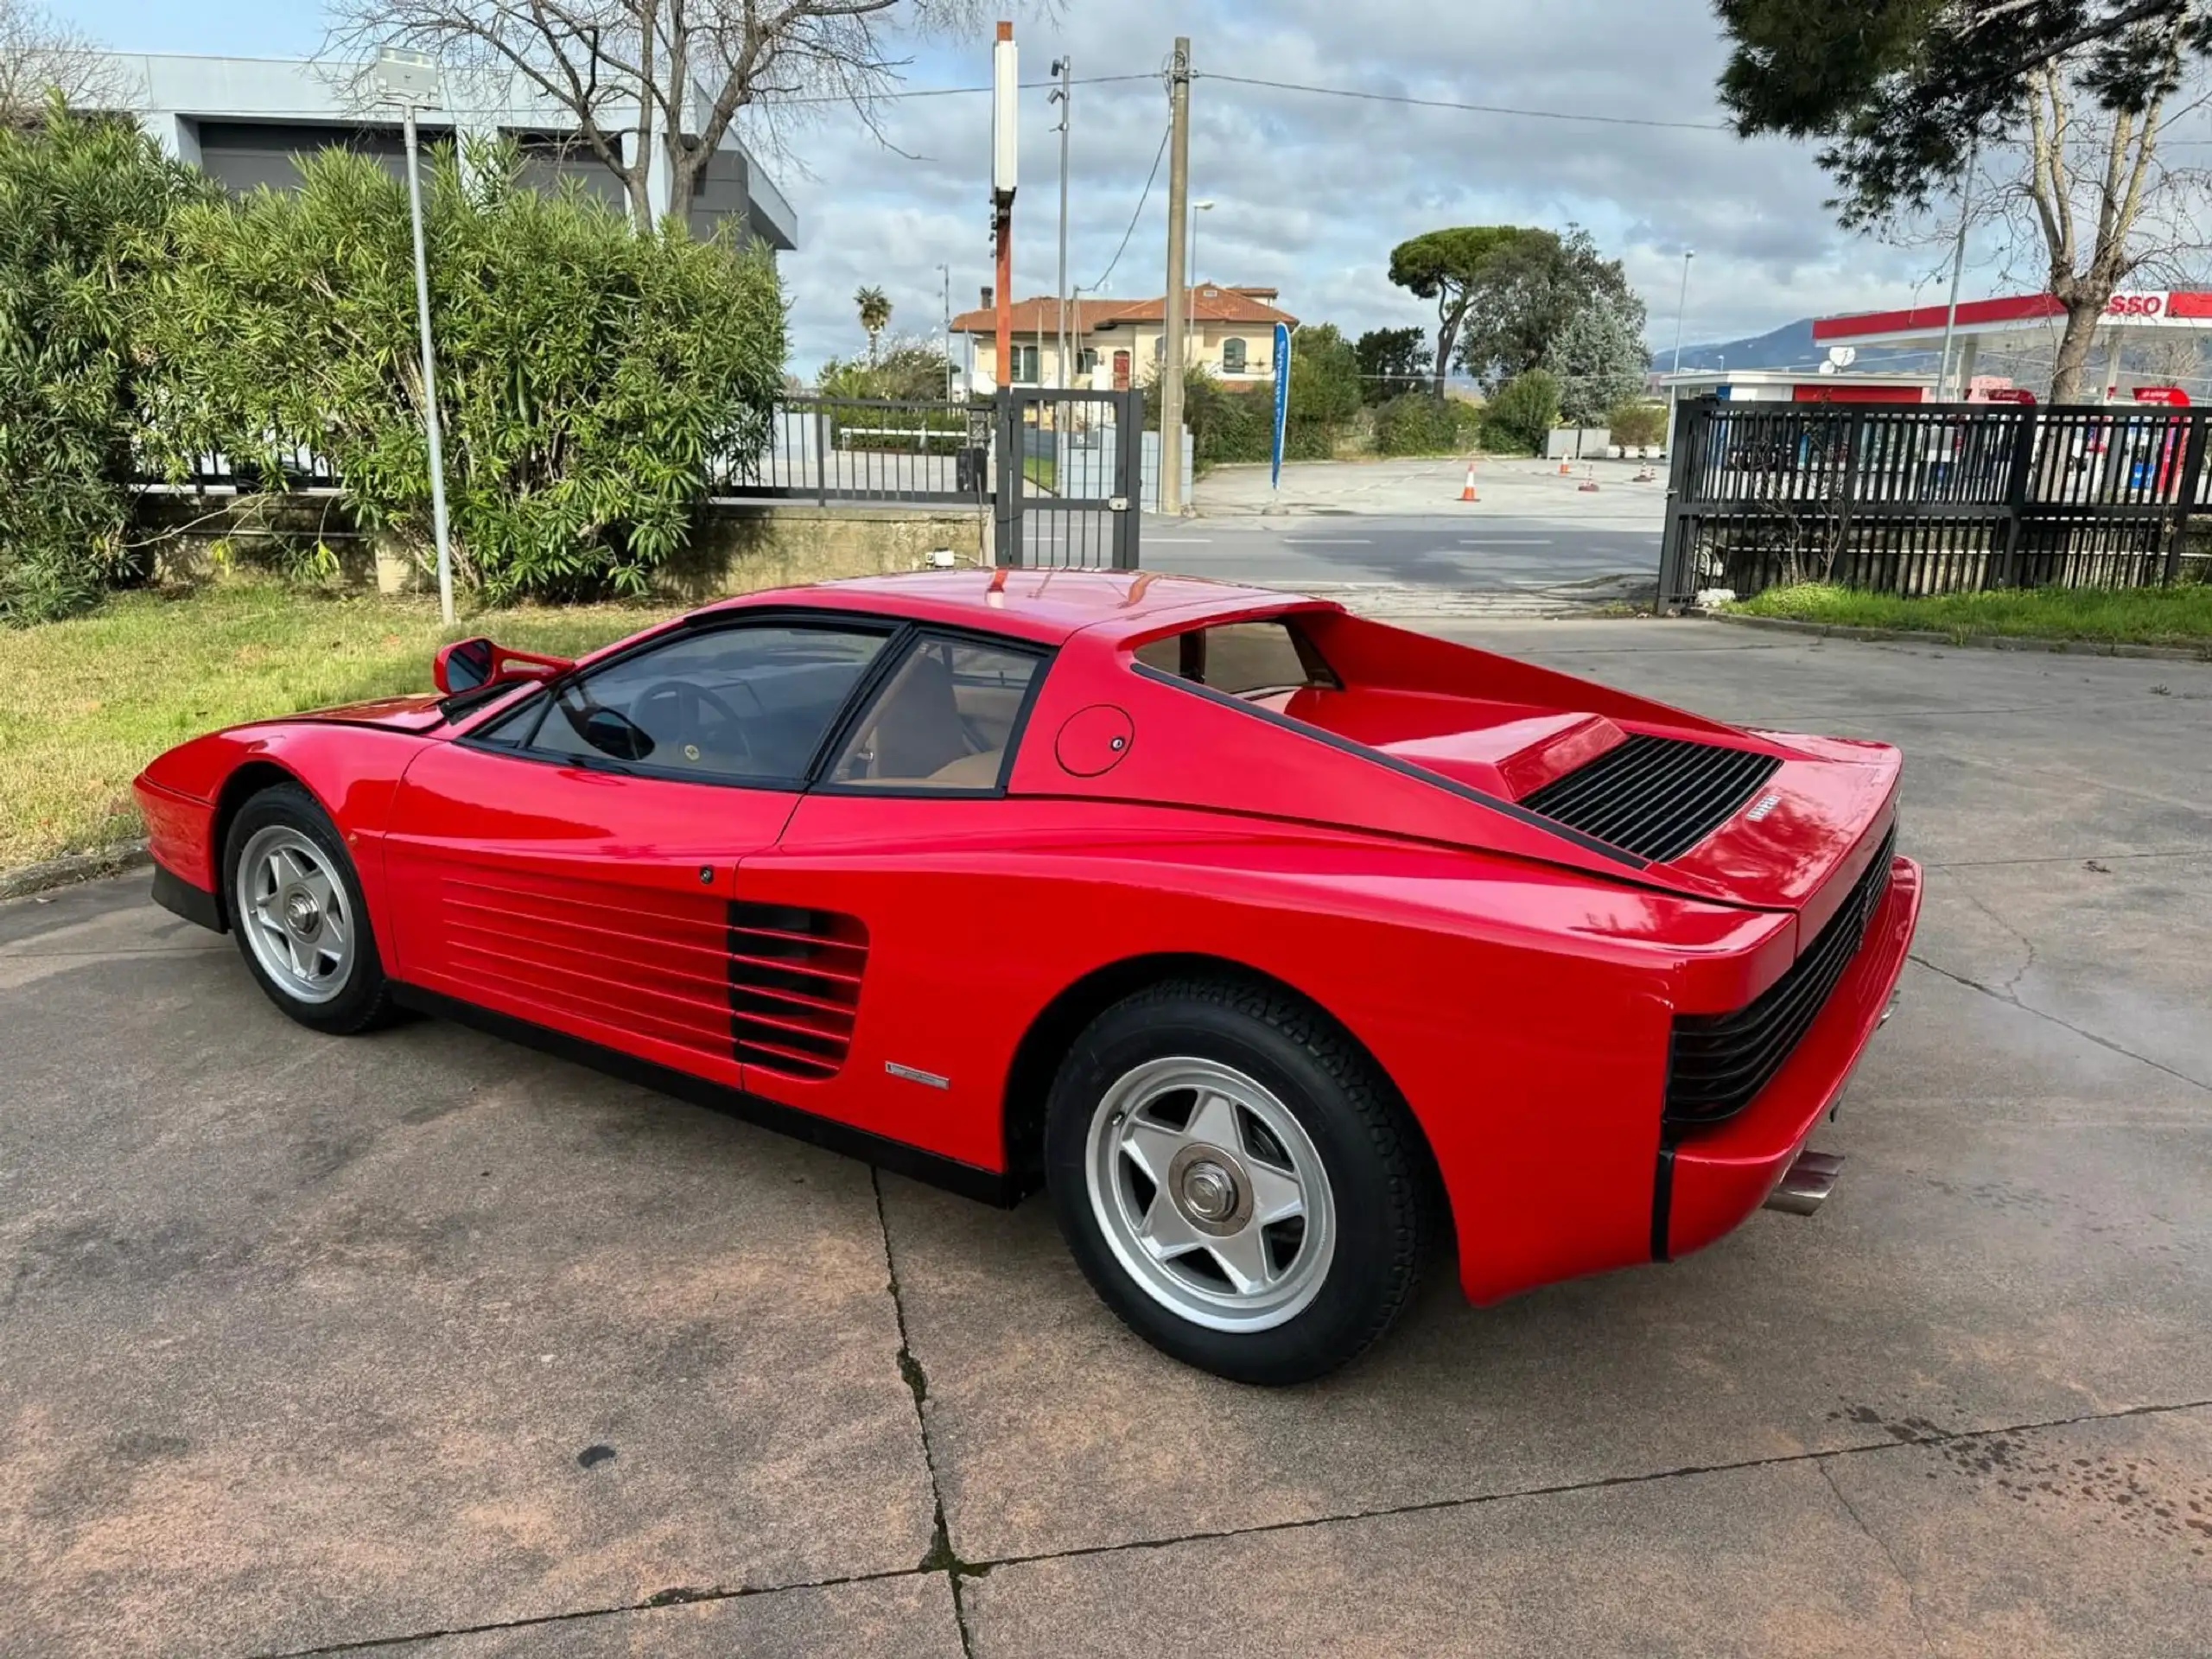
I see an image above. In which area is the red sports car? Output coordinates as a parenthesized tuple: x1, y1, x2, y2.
(135, 571, 1919, 1383)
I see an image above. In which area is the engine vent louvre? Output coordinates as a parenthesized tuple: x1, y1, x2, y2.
(1664, 823, 1897, 1127)
(726, 901, 868, 1081)
(1522, 734, 1783, 862)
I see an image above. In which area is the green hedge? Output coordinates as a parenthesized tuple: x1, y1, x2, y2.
(138, 143, 785, 604)
(0, 107, 216, 625)
(1373, 393, 1478, 456)
(1481, 369, 1562, 455)
(1, 114, 789, 623)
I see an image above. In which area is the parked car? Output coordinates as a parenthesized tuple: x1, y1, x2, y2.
(134, 571, 1919, 1383)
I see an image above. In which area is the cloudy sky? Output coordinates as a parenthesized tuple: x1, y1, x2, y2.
(60, 0, 1979, 375)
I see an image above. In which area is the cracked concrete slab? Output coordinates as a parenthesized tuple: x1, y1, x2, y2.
(365, 1573, 967, 1658)
(962, 1455, 1925, 1656)
(1821, 1404, 2212, 1656)
(4, 617, 2208, 1654)
(0, 921, 939, 1657)
(1912, 855, 2212, 1091)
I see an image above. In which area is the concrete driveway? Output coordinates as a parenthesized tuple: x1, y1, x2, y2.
(5, 620, 2209, 1656)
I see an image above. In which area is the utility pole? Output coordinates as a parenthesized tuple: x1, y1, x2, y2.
(1936, 139, 1977, 401)
(938, 263, 953, 397)
(1051, 55, 1071, 389)
(1160, 36, 1192, 513)
(375, 47, 455, 626)
(991, 22, 1017, 393)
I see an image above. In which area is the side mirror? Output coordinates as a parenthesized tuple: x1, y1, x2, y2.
(435, 637, 496, 694)
(434, 639, 575, 696)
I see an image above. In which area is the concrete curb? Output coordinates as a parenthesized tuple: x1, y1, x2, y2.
(1705, 610, 2212, 663)
(0, 842, 151, 903)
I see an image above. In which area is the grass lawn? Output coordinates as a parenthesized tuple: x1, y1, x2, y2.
(1725, 582, 2212, 651)
(0, 584, 677, 874)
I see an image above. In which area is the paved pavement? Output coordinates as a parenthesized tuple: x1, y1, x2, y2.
(1140, 454, 1667, 608)
(5, 620, 2210, 1656)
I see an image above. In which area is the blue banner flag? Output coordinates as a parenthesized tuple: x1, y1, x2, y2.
(1270, 321, 1293, 491)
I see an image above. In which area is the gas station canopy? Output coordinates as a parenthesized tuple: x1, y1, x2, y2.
(1815, 289, 2212, 350)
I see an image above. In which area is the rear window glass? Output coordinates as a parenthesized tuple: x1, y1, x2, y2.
(1134, 619, 1335, 697)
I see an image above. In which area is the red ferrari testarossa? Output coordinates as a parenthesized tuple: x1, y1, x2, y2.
(135, 570, 1919, 1382)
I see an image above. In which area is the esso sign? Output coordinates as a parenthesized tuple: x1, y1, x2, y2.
(2104, 291, 2169, 318)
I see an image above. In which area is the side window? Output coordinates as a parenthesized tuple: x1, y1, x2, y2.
(1134, 619, 1336, 698)
(522, 623, 889, 783)
(828, 634, 1043, 791)
(1220, 336, 1248, 373)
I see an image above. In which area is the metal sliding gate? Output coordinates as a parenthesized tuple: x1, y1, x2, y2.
(994, 388, 1143, 569)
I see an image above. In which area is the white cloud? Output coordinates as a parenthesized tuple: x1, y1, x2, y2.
(765, 0, 1953, 375)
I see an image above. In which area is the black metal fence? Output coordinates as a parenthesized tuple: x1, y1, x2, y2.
(706, 395, 992, 505)
(1656, 397, 2212, 607)
(124, 391, 1149, 570)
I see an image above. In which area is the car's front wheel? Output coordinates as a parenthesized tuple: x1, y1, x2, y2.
(1045, 977, 1427, 1385)
(223, 783, 394, 1035)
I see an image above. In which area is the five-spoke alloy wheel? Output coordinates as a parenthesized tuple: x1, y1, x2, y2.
(223, 784, 394, 1034)
(1047, 977, 1427, 1385)
(237, 824, 355, 1004)
(1086, 1056, 1336, 1332)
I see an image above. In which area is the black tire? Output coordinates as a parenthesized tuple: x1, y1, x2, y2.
(221, 782, 396, 1035)
(1044, 976, 1426, 1385)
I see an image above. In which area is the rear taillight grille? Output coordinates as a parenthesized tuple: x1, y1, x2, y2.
(1664, 823, 1897, 1127)
(727, 902, 868, 1081)
(1522, 734, 1783, 862)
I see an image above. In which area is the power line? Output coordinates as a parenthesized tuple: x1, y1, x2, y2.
(1195, 72, 1738, 133)
(1087, 120, 1172, 294)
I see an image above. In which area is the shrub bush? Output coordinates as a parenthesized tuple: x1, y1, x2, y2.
(1607, 397, 1668, 448)
(1373, 393, 1476, 456)
(0, 106, 216, 625)
(1482, 369, 1561, 454)
(137, 141, 785, 603)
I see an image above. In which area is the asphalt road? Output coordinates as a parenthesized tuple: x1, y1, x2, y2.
(6, 619, 2210, 1656)
(1140, 513, 1662, 595)
(1143, 455, 1668, 601)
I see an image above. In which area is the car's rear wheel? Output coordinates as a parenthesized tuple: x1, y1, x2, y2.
(223, 784, 394, 1035)
(1045, 976, 1426, 1385)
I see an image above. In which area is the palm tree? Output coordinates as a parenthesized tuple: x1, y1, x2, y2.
(854, 285, 892, 365)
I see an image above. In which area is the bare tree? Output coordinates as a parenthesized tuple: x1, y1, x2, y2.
(325, 1, 977, 233)
(1, 0, 134, 122)
(1977, 41, 2212, 402)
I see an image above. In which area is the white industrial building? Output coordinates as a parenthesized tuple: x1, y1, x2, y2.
(104, 52, 797, 252)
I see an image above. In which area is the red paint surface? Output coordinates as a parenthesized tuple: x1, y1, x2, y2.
(133, 572, 1917, 1307)
(1791, 383, 1925, 404)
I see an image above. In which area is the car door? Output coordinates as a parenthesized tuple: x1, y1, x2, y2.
(381, 614, 899, 1087)
(732, 627, 1054, 1163)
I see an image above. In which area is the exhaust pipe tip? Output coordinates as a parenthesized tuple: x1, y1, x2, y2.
(1764, 1148, 1844, 1217)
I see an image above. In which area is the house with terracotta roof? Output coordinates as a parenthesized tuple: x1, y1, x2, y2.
(949, 284, 1299, 394)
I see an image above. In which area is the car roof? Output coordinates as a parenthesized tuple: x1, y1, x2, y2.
(696, 569, 1337, 646)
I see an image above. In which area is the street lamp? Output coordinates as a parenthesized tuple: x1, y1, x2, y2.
(374, 46, 455, 626)
(1190, 200, 1215, 282)
(1669, 248, 1695, 376)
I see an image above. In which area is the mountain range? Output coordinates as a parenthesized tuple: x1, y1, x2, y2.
(1666, 317, 1934, 374)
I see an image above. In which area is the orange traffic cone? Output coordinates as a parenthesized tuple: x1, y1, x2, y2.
(1459, 461, 1479, 502)
(1557, 458, 1573, 475)
(1578, 463, 1600, 493)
